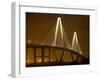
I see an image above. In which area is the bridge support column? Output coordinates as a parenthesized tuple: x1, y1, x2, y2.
(60, 48, 64, 62)
(34, 48, 36, 64)
(49, 48, 50, 62)
(71, 52, 74, 62)
(42, 48, 44, 63)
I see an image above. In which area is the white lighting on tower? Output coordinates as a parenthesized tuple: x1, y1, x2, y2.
(72, 32, 82, 54)
(53, 17, 64, 47)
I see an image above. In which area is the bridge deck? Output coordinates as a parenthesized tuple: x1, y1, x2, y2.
(26, 44, 89, 67)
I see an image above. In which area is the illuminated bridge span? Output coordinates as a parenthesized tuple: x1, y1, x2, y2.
(26, 17, 89, 67)
(26, 44, 89, 67)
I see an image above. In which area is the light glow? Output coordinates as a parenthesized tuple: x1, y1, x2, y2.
(27, 40, 31, 44)
(37, 58, 42, 63)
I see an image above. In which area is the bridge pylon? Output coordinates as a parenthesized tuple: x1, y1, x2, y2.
(72, 32, 82, 54)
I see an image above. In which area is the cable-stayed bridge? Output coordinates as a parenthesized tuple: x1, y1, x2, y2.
(26, 17, 89, 67)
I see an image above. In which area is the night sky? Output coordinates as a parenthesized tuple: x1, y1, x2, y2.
(26, 12, 89, 58)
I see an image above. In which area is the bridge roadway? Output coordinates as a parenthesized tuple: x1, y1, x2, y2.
(26, 43, 89, 67)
